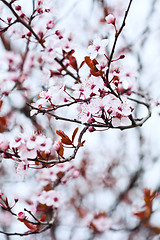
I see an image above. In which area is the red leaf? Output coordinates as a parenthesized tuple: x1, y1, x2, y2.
(84, 56, 97, 72)
(64, 49, 75, 58)
(56, 130, 72, 145)
(24, 220, 38, 231)
(72, 127, 78, 143)
(56, 130, 68, 139)
(50, 70, 61, 77)
(0, 100, 3, 109)
(18, 218, 39, 232)
(90, 69, 103, 77)
(69, 56, 78, 70)
(61, 137, 72, 145)
(85, 57, 103, 77)
(0, 117, 7, 132)
(67, 49, 75, 57)
(79, 60, 85, 69)
(57, 144, 64, 157)
(40, 214, 46, 222)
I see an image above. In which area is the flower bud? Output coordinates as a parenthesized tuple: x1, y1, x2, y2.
(88, 126, 96, 132)
(105, 14, 116, 25)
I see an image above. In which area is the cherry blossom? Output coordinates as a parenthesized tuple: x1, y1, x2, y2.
(0, 0, 155, 239)
(16, 160, 28, 177)
(9, 133, 56, 163)
(46, 20, 55, 29)
(0, 134, 9, 151)
(91, 214, 111, 233)
(88, 37, 109, 59)
(37, 190, 62, 209)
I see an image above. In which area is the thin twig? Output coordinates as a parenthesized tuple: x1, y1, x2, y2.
(105, 0, 133, 83)
(0, 0, 45, 48)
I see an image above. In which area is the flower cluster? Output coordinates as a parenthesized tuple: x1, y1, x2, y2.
(10, 133, 55, 160)
(74, 75, 133, 127)
(36, 190, 62, 209)
(36, 162, 80, 185)
(30, 84, 67, 116)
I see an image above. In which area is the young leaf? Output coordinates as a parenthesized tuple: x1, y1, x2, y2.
(61, 137, 72, 145)
(85, 56, 97, 72)
(69, 56, 78, 70)
(57, 144, 64, 157)
(72, 127, 78, 143)
(56, 130, 68, 139)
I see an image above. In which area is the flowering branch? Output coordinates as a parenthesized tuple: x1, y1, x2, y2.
(105, 0, 133, 83)
(28, 92, 151, 131)
(0, 0, 45, 48)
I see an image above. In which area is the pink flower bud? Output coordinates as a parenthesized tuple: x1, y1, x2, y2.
(72, 169, 80, 178)
(87, 116, 95, 124)
(18, 212, 26, 220)
(45, 9, 50, 13)
(105, 14, 116, 25)
(37, 8, 43, 14)
(20, 13, 25, 19)
(119, 54, 125, 59)
(15, 5, 21, 11)
(88, 126, 96, 132)
(38, 0, 42, 6)
(7, 17, 12, 23)
(126, 90, 132, 95)
(27, 32, 31, 37)
(14, 198, 19, 203)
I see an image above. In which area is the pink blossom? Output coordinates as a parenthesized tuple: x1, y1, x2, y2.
(46, 20, 55, 29)
(72, 169, 80, 178)
(36, 168, 57, 184)
(36, 135, 52, 152)
(88, 37, 109, 59)
(37, 190, 63, 208)
(0, 134, 9, 151)
(17, 212, 26, 220)
(16, 160, 28, 177)
(18, 143, 37, 160)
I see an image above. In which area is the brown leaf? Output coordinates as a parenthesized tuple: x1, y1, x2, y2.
(84, 56, 97, 72)
(61, 137, 72, 145)
(90, 69, 104, 77)
(72, 127, 78, 143)
(50, 70, 61, 77)
(85, 57, 103, 77)
(56, 130, 72, 145)
(69, 56, 78, 70)
(79, 60, 85, 69)
(56, 130, 68, 138)
(57, 144, 64, 157)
